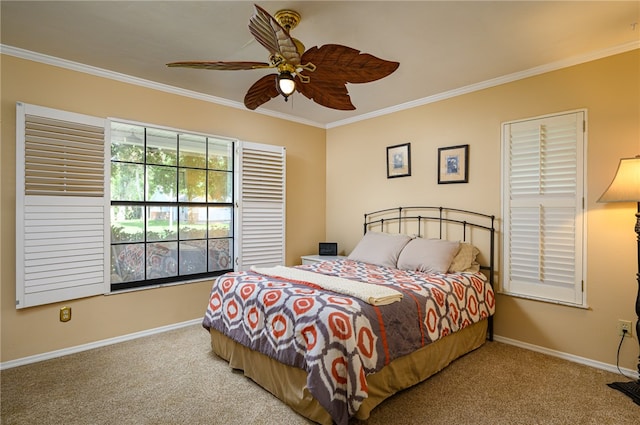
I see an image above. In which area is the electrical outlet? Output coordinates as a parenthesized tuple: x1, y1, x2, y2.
(618, 320, 632, 337)
(60, 306, 71, 322)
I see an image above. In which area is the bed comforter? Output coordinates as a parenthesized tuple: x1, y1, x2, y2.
(203, 259, 495, 425)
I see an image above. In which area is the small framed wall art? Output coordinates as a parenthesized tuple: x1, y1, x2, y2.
(387, 143, 411, 178)
(438, 144, 469, 184)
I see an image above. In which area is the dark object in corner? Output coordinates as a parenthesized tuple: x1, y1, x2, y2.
(608, 381, 640, 406)
(319, 242, 337, 256)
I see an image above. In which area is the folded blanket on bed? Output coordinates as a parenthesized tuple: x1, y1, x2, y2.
(250, 265, 403, 306)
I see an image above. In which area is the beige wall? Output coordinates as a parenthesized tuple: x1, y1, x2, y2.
(326, 50, 640, 371)
(3, 50, 639, 372)
(0, 55, 326, 362)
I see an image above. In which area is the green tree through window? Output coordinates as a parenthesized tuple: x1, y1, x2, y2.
(110, 122, 234, 290)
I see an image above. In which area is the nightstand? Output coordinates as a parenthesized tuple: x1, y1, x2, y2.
(301, 255, 346, 265)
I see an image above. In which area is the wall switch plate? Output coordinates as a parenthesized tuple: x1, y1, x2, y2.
(60, 306, 71, 322)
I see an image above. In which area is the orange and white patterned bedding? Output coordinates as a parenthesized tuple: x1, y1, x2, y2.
(203, 259, 495, 425)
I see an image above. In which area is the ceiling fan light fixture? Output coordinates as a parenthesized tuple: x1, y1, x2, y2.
(277, 71, 296, 100)
(168, 4, 399, 111)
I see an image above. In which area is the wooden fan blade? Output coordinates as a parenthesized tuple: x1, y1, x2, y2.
(244, 74, 280, 110)
(295, 76, 355, 111)
(300, 44, 399, 84)
(166, 61, 271, 71)
(249, 4, 301, 66)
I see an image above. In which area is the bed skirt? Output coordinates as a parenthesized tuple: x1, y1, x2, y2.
(209, 318, 489, 424)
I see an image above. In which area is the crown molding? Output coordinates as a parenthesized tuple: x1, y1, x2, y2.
(326, 40, 640, 129)
(3, 41, 638, 130)
(0, 45, 325, 129)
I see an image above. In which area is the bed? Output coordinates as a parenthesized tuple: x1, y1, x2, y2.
(203, 206, 496, 424)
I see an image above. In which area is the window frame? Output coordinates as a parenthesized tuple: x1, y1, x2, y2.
(501, 109, 587, 308)
(108, 118, 236, 292)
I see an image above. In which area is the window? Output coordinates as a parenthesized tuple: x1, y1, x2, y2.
(110, 122, 235, 291)
(16, 102, 286, 307)
(501, 110, 586, 306)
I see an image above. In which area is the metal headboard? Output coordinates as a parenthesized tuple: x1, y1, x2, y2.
(363, 206, 496, 339)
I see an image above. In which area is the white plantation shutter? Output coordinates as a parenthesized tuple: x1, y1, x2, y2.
(502, 111, 585, 305)
(16, 102, 108, 308)
(235, 141, 285, 271)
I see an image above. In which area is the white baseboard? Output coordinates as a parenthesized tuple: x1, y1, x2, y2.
(0, 318, 202, 370)
(494, 334, 640, 379)
(3, 322, 637, 380)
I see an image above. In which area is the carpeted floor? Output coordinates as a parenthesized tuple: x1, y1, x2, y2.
(1, 324, 639, 424)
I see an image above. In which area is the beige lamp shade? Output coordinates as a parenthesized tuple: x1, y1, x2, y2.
(598, 156, 640, 203)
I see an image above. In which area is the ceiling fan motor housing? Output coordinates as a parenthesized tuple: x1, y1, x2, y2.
(274, 9, 301, 31)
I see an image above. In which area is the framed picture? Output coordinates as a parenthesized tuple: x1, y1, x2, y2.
(387, 143, 411, 178)
(438, 144, 469, 184)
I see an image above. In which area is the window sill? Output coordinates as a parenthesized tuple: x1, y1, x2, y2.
(106, 276, 215, 296)
(496, 290, 590, 310)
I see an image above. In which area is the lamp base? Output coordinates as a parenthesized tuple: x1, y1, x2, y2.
(608, 381, 640, 406)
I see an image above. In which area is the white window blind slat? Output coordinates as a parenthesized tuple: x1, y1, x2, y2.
(24, 274, 105, 295)
(26, 254, 104, 269)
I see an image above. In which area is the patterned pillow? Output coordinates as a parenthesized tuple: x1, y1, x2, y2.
(348, 232, 412, 268)
(396, 238, 460, 273)
(448, 242, 481, 273)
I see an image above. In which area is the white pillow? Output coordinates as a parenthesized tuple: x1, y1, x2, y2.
(348, 232, 412, 268)
(448, 242, 481, 273)
(397, 238, 460, 273)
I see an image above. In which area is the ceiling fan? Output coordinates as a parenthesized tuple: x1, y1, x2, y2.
(167, 4, 399, 111)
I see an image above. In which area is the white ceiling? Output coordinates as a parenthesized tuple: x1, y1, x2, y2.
(2, 1, 639, 128)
